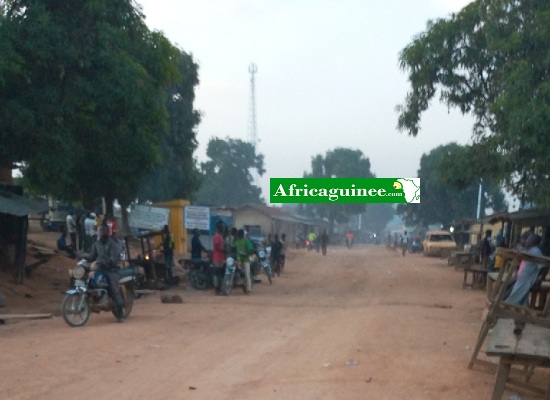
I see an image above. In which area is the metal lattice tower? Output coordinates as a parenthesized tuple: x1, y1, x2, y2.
(248, 63, 258, 147)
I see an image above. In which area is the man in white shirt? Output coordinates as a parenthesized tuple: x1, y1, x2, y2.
(84, 212, 97, 252)
(66, 211, 77, 250)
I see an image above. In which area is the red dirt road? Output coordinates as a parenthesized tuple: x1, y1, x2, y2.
(0, 231, 542, 399)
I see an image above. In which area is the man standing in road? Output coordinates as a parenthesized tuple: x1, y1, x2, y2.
(320, 230, 329, 256)
(162, 225, 175, 285)
(212, 221, 226, 295)
(401, 231, 410, 256)
(233, 229, 254, 295)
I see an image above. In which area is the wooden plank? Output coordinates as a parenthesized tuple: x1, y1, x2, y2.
(487, 319, 520, 357)
(517, 323, 550, 359)
(488, 272, 500, 281)
(32, 245, 57, 255)
(487, 319, 550, 360)
(0, 313, 53, 320)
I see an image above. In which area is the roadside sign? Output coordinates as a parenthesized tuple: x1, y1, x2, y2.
(184, 206, 210, 230)
(129, 204, 170, 231)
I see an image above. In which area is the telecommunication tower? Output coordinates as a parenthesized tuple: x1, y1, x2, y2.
(248, 63, 258, 147)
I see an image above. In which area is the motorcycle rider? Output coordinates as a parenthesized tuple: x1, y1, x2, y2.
(86, 224, 125, 322)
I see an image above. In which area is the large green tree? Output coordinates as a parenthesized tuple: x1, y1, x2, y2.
(0, 0, 182, 218)
(397, 0, 550, 208)
(137, 49, 202, 203)
(397, 143, 507, 228)
(303, 148, 374, 230)
(194, 138, 265, 207)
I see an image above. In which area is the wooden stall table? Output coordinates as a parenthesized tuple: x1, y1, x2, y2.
(463, 264, 488, 289)
(469, 248, 550, 370)
(450, 250, 476, 269)
(486, 318, 550, 400)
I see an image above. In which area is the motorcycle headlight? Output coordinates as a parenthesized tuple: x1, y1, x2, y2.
(226, 257, 235, 268)
(73, 265, 86, 279)
(258, 250, 265, 258)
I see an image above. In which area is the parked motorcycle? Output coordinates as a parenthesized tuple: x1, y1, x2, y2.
(221, 257, 254, 295)
(254, 246, 273, 284)
(61, 260, 137, 327)
(181, 259, 215, 290)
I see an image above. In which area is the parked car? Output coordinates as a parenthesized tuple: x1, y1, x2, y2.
(422, 230, 457, 257)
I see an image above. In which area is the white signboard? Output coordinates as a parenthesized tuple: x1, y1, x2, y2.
(184, 206, 210, 230)
(129, 204, 170, 231)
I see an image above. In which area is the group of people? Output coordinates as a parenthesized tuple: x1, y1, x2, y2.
(303, 230, 329, 255)
(188, 223, 288, 296)
(57, 210, 119, 255)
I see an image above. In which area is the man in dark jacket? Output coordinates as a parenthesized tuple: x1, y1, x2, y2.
(87, 225, 124, 322)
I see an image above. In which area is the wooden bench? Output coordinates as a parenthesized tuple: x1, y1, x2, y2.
(486, 318, 550, 400)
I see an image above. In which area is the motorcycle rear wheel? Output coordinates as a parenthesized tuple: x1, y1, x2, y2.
(221, 273, 233, 295)
(189, 270, 208, 290)
(61, 293, 90, 327)
(112, 286, 134, 320)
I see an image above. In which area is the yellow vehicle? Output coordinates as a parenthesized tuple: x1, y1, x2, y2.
(422, 230, 457, 258)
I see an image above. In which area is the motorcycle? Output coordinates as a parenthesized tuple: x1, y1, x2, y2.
(180, 258, 215, 290)
(221, 256, 254, 295)
(61, 260, 137, 327)
(253, 246, 273, 284)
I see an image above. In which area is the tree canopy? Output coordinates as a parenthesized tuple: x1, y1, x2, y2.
(194, 138, 265, 207)
(397, 0, 550, 208)
(0, 0, 198, 216)
(397, 143, 507, 228)
(136, 49, 202, 203)
(303, 148, 374, 229)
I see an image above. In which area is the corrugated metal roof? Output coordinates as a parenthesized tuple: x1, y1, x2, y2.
(0, 189, 49, 217)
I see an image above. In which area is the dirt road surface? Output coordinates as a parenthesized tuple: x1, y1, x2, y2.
(0, 231, 543, 399)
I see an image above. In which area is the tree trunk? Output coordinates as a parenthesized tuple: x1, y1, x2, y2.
(119, 199, 131, 237)
(0, 165, 13, 185)
(104, 194, 114, 217)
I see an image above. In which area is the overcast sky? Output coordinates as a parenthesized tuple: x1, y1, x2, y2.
(137, 0, 476, 204)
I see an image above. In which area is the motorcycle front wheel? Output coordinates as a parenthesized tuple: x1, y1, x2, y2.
(264, 266, 272, 284)
(61, 293, 90, 327)
(221, 273, 233, 296)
